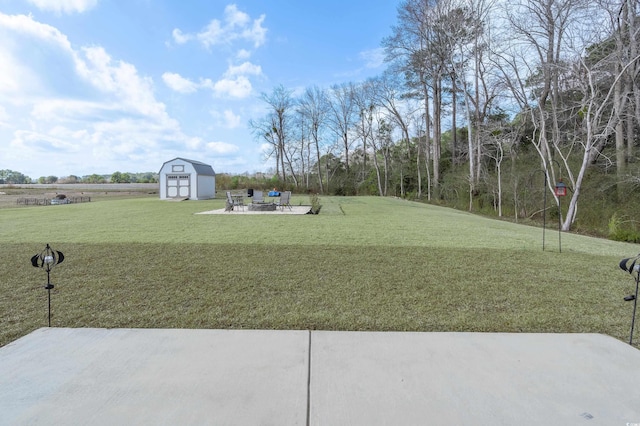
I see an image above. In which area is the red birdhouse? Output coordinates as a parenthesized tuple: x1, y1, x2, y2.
(555, 180, 567, 197)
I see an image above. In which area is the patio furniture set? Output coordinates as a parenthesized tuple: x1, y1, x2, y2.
(225, 190, 291, 212)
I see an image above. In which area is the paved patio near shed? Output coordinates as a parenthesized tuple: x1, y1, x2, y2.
(1, 328, 639, 425)
(197, 205, 312, 215)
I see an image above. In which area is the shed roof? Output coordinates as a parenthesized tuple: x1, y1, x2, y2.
(160, 158, 215, 176)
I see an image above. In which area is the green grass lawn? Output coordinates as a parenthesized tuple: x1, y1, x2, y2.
(1, 195, 639, 347)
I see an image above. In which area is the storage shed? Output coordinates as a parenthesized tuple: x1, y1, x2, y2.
(159, 158, 216, 200)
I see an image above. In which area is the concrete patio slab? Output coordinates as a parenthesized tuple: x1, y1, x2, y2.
(0, 328, 309, 425)
(310, 331, 640, 425)
(196, 205, 312, 215)
(1, 329, 639, 425)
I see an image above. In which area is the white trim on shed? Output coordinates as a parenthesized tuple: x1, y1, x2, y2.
(159, 158, 215, 200)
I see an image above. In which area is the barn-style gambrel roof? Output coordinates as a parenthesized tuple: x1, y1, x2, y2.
(160, 158, 215, 176)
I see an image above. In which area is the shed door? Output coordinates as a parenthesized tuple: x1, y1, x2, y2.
(166, 174, 190, 198)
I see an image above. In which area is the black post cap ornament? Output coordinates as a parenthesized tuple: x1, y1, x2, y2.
(31, 244, 64, 273)
(619, 254, 640, 345)
(31, 244, 64, 326)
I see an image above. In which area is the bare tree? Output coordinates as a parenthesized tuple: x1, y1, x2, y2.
(248, 114, 280, 176)
(298, 86, 330, 193)
(496, 0, 640, 229)
(603, 0, 640, 182)
(328, 83, 358, 174)
(292, 109, 311, 188)
(254, 85, 295, 182)
(498, 0, 593, 229)
(560, 43, 640, 230)
(481, 117, 520, 217)
(353, 80, 377, 185)
(370, 115, 396, 196)
(506, 0, 593, 167)
(373, 72, 421, 197)
(383, 0, 435, 199)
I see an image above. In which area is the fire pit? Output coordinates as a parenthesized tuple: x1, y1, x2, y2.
(248, 203, 277, 212)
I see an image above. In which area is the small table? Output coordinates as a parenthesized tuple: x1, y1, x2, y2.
(231, 194, 244, 211)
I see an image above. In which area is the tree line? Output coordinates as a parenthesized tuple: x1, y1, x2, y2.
(0, 170, 158, 184)
(250, 0, 640, 234)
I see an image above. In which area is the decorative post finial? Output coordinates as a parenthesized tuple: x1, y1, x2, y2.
(31, 244, 65, 327)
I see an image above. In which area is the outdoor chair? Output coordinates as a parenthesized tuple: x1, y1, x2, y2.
(225, 191, 233, 211)
(226, 191, 244, 211)
(278, 191, 292, 211)
(252, 190, 264, 203)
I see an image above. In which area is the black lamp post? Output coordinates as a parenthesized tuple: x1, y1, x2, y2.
(31, 244, 65, 327)
(554, 180, 567, 253)
(618, 255, 640, 345)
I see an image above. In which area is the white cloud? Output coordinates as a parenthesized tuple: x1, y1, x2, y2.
(0, 12, 210, 176)
(0, 105, 8, 127)
(10, 129, 78, 154)
(193, 61, 261, 99)
(243, 14, 267, 48)
(0, 13, 76, 97)
(236, 49, 251, 60)
(200, 78, 214, 89)
(74, 45, 168, 119)
(162, 72, 198, 93)
(167, 6, 265, 101)
(0, 13, 73, 51)
(224, 4, 250, 27)
(161, 60, 261, 99)
(359, 47, 385, 69)
(182, 136, 240, 158)
(0, 44, 38, 94)
(212, 75, 252, 98)
(174, 4, 267, 49)
(163, 71, 254, 97)
(211, 108, 241, 129)
(171, 28, 191, 44)
(205, 140, 239, 154)
(49, 125, 90, 141)
(30, 98, 116, 121)
(26, 0, 99, 14)
(223, 109, 241, 128)
(196, 19, 223, 47)
(225, 61, 262, 77)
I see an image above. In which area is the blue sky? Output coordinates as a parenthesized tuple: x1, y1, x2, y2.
(0, 0, 399, 178)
